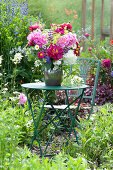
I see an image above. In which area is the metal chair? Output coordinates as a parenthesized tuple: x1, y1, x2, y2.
(67, 58, 101, 120)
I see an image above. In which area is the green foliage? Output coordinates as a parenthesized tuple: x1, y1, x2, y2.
(0, 89, 113, 169)
(0, 0, 44, 91)
(63, 103, 113, 169)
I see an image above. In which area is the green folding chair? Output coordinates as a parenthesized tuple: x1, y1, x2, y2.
(68, 58, 101, 120)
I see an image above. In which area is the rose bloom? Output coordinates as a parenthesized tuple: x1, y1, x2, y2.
(19, 93, 27, 105)
(102, 59, 111, 68)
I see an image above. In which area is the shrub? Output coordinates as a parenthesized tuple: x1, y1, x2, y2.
(0, 0, 44, 91)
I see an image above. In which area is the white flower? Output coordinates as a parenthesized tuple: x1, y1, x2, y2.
(71, 44, 77, 49)
(54, 60, 62, 66)
(63, 50, 77, 65)
(9, 97, 18, 101)
(35, 45, 39, 50)
(80, 47, 83, 52)
(73, 76, 84, 84)
(13, 91, 20, 95)
(0, 55, 3, 66)
(0, 73, 2, 76)
(2, 88, 8, 91)
(11, 53, 23, 64)
(26, 121, 31, 127)
(34, 60, 40, 67)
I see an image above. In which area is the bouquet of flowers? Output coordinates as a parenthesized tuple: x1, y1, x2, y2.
(26, 22, 80, 71)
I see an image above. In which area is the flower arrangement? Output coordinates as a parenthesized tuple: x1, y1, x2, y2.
(26, 22, 80, 71)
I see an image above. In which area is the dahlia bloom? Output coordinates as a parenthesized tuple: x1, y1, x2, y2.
(102, 59, 111, 68)
(47, 44, 63, 61)
(37, 51, 45, 59)
(74, 49, 80, 56)
(19, 93, 27, 105)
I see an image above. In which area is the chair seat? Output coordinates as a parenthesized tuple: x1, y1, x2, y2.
(42, 104, 91, 110)
(43, 105, 77, 109)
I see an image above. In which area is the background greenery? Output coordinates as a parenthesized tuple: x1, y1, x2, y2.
(26, 0, 111, 41)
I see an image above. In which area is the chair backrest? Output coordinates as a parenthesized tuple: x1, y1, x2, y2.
(68, 58, 101, 119)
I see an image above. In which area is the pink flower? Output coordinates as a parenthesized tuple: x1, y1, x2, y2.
(19, 93, 27, 105)
(57, 32, 76, 48)
(85, 33, 90, 37)
(27, 30, 48, 48)
(37, 51, 45, 59)
(88, 47, 92, 51)
(47, 43, 63, 61)
(102, 59, 111, 68)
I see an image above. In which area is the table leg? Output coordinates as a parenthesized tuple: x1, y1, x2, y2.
(25, 88, 47, 157)
(65, 89, 85, 145)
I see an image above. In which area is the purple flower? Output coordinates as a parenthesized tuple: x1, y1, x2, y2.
(45, 56, 51, 63)
(111, 71, 113, 77)
(39, 99, 43, 103)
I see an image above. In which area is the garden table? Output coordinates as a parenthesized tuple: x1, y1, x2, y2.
(22, 82, 88, 157)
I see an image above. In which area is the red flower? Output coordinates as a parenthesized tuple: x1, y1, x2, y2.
(60, 23, 72, 31)
(47, 44, 63, 61)
(29, 25, 40, 31)
(110, 40, 113, 44)
(54, 27, 65, 35)
(102, 59, 111, 68)
(74, 49, 80, 56)
(76, 42, 80, 49)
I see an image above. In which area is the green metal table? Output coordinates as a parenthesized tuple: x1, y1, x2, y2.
(22, 82, 88, 157)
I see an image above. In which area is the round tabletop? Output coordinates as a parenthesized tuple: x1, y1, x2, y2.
(22, 82, 88, 90)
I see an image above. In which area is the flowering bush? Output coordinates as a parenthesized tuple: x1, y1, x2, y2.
(26, 22, 80, 71)
(0, 0, 44, 91)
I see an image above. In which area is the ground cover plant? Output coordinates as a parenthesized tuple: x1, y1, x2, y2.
(0, 92, 113, 169)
